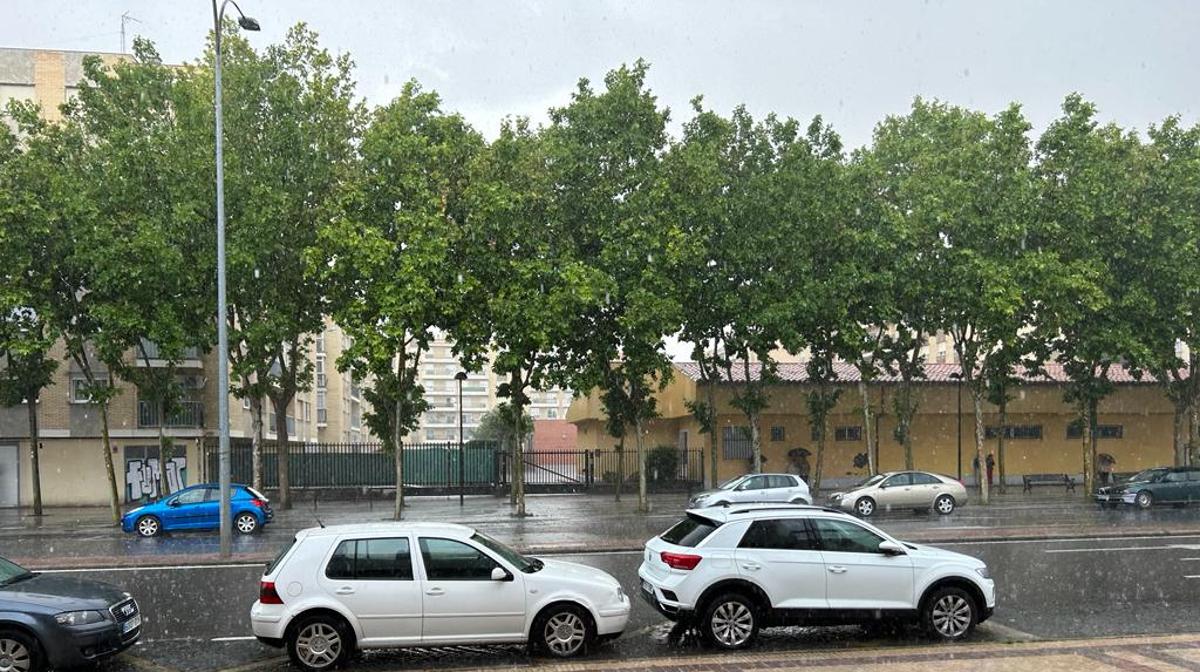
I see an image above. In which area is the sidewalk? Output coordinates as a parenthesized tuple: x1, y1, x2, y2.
(6, 489, 1200, 570)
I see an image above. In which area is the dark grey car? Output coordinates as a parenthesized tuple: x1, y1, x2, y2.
(0, 556, 141, 671)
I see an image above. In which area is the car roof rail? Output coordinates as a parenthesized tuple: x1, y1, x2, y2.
(725, 503, 847, 516)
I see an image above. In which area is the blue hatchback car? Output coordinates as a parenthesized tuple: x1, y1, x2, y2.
(121, 483, 273, 537)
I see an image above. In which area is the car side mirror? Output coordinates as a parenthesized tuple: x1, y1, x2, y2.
(491, 566, 512, 582)
(879, 540, 906, 556)
(167, 499, 180, 507)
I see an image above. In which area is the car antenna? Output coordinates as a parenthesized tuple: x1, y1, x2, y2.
(315, 517, 325, 528)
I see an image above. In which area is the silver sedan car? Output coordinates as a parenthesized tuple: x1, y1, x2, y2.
(828, 471, 968, 517)
(688, 473, 812, 508)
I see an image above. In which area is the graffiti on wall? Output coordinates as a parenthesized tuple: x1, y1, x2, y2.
(125, 456, 187, 502)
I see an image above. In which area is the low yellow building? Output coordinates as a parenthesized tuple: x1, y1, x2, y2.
(567, 362, 1186, 489)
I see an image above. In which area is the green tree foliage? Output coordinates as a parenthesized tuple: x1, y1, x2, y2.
(317, 81, 483, 520)
(473, 403, 533, 446)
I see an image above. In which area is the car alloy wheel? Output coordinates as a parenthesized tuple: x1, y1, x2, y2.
(540, 608, 588, 657)
(235, 513, 258, 535)
(855, 497, 876, 517)
(136, 516, 160, 538)
(0, 635, 33, 672)
(293, 621, 343, 670)
(1136, 491, 1154, 509)
(935, 495, 956, 515)
(705, 594, 757, 649)
(925, 588, 976, 640)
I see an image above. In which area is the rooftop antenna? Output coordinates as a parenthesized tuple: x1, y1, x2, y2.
(120, 12, 142, 54)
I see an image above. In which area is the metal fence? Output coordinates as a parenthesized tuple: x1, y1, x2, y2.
(201, 439, 705, 494)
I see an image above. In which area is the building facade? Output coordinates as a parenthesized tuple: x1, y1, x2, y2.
(568, 361, 1192, 490)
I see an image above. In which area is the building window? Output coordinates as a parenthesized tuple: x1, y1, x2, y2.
(986, 425, 1043, 440)
(722, 426, 752, 459)
(1066, 422, 1124, 440)
(316, 332, 326, 354)
(770, 426, 785, 442)
(242, 397, 251, 410)
(70, 376, 108, 404)
(835, 426, 863, 442)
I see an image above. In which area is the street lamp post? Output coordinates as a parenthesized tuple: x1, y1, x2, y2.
(212, 0, 259, 558)
(455, 372, 468, 506)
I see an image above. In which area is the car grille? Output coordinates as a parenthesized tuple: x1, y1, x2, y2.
(110, 597, 139, 620)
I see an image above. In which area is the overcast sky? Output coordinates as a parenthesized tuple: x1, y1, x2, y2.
(4, 0, 1198, 148)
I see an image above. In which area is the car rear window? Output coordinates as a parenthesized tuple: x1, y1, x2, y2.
(661, 514, 719, 547)
(265, 537, 297, 575)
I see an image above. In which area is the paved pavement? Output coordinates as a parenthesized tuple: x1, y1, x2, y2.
(5, 489, 1200, 569)
(48, 533, 1200, 672)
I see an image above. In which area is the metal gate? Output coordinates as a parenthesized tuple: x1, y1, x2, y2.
(0, 444, 18, 507)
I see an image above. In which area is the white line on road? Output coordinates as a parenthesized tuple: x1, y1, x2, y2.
(40, 563, 265, 573)
(940, 534, 1200, 548)
(211, 636, 258, 642)
(1045, 546, 1176, 554)
(1185, 575, 1200, 579)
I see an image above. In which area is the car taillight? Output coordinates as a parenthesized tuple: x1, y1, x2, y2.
(661, 551, 703, 570)
(259, 581, 283, 604)
(251, 498, 267, 509)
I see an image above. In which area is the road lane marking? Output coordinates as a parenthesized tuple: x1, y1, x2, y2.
(40, 563, 264, 573)
(938, 533, 1200, 547)
(1185, 575, 1200, 579)
(211, 636, 258, 642)
(1046, 543, 1200, 554)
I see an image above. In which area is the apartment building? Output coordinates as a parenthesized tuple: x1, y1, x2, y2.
(0, 47, 126, 126)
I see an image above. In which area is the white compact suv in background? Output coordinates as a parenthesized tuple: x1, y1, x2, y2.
(252, 523, 630, 670)
(688, 473, 812, 508)
(638, 504, 995, 649)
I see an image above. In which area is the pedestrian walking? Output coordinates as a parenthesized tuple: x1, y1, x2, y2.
(986, 452, 996, 488)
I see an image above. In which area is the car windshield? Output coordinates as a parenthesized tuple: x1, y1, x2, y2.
(472, 532, 541, 573)
(1130, 469, 1166, 483)
(0, 557, 34, 586)
(717, 476, 745, 490)
(855, 474, 886, 489)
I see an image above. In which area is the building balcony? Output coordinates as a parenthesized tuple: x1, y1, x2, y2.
(135, 340, 203, 367)
(138, 400, 205, 428)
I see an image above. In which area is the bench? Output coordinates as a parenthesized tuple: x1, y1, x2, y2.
(1022, 473, 1076, 493)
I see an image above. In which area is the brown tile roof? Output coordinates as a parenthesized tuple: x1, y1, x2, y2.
(674, 361, 1167, 385)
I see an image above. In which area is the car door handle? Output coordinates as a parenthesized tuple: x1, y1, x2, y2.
(425, 587, 445, 596)
(335, 587, 355, 595)
(828, 566, 848, 574)
(741, 562, 762, 571)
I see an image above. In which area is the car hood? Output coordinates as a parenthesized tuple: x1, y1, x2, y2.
(689, 489, 723, 502)
(828, 487, 868, 500)
(902, 542, 985, 567)
(0, 573, 130, 610)
(533, 558, 620, 589)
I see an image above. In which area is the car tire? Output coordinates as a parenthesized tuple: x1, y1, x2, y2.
(922, 586, 977, 641)
(1135, 490, 1154, 509)
(701, 592, 759, 650)
(855, 496, 876, 517)
(0, 628, 42, 672)
(287, 614, 352, 672)
(235, 512, 259, 535)
(934, 494, 956, 515)
(135, 515, 161, 538)
(532, 603, 594, 658)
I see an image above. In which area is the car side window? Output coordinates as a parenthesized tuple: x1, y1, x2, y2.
(326, 538, 414, 581)
(1187, 471, 1200, 481)
(419, 538, 499, 580)
(175, 488, 206, 505)
(910, 473, 940, 486)
(739, 475, 767, 491)
(1165, 472, 1188, 482)
(203, 487, 221, 501)
(882, 473, 912, 488)
(813, 518, 887, 554)
(739, 519, 818, 550)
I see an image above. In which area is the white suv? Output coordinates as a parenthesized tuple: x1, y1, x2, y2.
(637, 504, 995, 649)
(251, 522, 630, 670)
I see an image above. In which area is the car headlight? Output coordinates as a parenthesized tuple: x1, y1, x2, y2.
(615, 586, 626, 603)
(56, 610, 106, 626)
(975, 567, 991, 580)
(829, 493, 842, 501)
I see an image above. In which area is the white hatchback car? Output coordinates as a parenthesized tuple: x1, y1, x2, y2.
(688, 473, 812, 508)
(638, 504, 995, 649)
(251, 523, 630, 670)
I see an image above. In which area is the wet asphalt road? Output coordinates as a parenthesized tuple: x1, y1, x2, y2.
(58, 533, 1200, 672)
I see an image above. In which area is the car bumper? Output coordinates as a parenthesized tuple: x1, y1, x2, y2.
(595, 603, 631, 637)
(637, 565, 693, 622)
(250, 601, 287, 640)
(44, 619, 141, 668)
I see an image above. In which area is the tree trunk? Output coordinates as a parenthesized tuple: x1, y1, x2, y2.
(636, 416, 648, 513)
(900, 380, 915, 470)
(615, 436, 624, 503)
(510, 372, 527, 516)
(157, 398, 172, 497)
(25, 395, 42, 516)
(250, 395, 264, 491)
(1189, 399, 1199, 467)
(272, 396, 291, 510)
(100, 401, 120, 524)
(1174, 402, 1188, 467)
(1083, 398, 1098, 496)
(707, 383, 719, 488)
(750, 413, 762, 473)
(393, 396, 404, 521)
(972, 388, 989, 504)
(813, 417, 826, 495)
(997, 400, 1008, 494)
(858, 380, 875, 476)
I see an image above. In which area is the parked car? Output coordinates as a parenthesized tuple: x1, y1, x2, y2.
(1120, 467, 1200, 509)
(121, 483, 273, 537)
(251, 522, 630, 670)
(828, 471, 967, 517)
(638, 504, 994, 649)
(0, 555, 141, 672)
(1095, 467, 1169, 508)
(688, 473, 812, 508)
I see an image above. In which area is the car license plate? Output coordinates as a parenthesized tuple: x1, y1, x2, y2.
(641, 579, 653, 595)
(122, 614, 141, 634)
